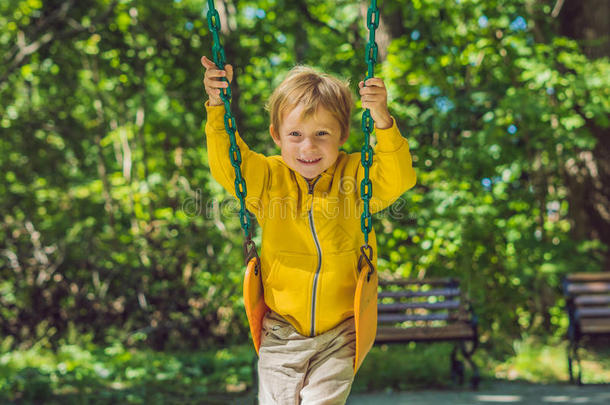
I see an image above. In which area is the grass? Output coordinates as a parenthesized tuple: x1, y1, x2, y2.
(0, 342, 256, 404)
(351, 336, 610, 392)
(353, 342, 464, 392)
(490, 337, 610, 384)
(1, 337, 609, 404)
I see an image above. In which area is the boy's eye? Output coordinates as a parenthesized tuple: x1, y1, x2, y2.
(289, 131, 300, 137)
(317, 131, 328, 136)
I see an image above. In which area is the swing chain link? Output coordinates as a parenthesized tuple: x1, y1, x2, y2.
(360, 0, 379, 245)
(207, 0, 256, 265)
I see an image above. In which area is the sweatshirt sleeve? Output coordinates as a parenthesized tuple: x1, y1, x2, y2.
(356, 117, 417, 214)
(205, 101, 269, 216)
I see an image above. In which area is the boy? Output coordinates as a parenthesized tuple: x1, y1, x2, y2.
(202, 55, 416, 404)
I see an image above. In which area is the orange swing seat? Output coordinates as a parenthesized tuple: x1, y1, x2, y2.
(243, 256, 377, 373)
(353, 258, 378, 373)
(243, 257, 268, 355)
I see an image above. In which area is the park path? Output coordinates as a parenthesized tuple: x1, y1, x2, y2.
(346, 381, 610, 405)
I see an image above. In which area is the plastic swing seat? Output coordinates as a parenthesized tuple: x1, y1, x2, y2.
(354, 250, 378, 373)
(243, 257, 268, 355)
(243, 255, 378, 373)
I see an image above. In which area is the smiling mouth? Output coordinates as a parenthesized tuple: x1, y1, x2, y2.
(298, 158, 322, 164)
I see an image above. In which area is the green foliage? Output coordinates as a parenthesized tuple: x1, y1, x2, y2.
(372, 0, 609, 355)
(0, 0, 608, 377)
(1, 0, 249, 350)
(0, 341, 254, 403)
(2, 339, 610, 401)
(491, 337, 610, 384)
(353, 343, 460, 392)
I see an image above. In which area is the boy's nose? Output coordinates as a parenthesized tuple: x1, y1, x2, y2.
(302, 138, 318, 151)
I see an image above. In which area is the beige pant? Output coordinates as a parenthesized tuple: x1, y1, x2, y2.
(257, 311, 356, 405)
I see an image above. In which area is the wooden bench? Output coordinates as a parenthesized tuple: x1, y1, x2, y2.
(375, 277, 480, 388)
(563, 272, 610, 384)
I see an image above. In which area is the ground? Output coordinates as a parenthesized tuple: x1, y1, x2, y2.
(346, 381, 610, 405)
(205, 380, 610, 404)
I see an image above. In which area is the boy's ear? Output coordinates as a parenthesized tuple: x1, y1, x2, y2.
(339, 132, 349, 147)
(270, 124, 281, 147)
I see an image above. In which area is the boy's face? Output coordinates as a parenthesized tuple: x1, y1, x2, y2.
(270, 103, 347, 181)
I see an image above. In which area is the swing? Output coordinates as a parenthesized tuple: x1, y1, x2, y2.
(206, 0, 380, 372)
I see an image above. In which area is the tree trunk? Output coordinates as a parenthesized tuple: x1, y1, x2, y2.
(558, 0, 610, 59)
(558, 0, 610, 269)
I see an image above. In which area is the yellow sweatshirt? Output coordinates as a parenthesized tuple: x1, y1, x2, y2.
(205, 101, 416, 337)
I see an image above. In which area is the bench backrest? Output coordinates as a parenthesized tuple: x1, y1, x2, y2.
(563, 273, 610, 337)
(376, 277, 476, 343)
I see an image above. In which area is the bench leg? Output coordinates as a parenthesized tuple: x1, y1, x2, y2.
(567, 342, 574, 384)
(450, 345, 465, 386)
(449, 342, 480, 389)
(568, 339, 584, 385)
(574, 342, 582, 386)
(460, 341, 480, 390)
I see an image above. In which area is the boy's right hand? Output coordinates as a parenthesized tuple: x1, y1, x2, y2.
(201, 55, 233, 106)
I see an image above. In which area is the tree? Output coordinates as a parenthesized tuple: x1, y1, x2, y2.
(0, 0, 608, 353)
(557, 0, 610, 268)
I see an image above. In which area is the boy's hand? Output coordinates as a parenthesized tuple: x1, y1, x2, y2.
(359, 78, 393, 130)
(201, 55, 234, 106)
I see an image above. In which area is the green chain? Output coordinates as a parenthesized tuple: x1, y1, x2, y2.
(360, 0, 379, 246)
(207, 0, 378, 268)
(206, 0, 257, 266)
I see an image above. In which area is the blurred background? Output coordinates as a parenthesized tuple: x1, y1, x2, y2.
(0, 0, 609, 403)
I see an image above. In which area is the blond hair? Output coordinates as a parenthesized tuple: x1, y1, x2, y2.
(266, 66, 353, 141)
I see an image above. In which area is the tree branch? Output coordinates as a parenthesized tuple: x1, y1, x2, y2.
(0, 0, 118, 84)
(294, 0, 342, 36)
(551, 0, 565, 18)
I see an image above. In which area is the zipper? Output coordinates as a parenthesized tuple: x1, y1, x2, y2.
(307, 176, 322, 337)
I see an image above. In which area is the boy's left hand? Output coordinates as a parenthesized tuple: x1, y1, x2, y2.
(359, 78, 393, 130)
